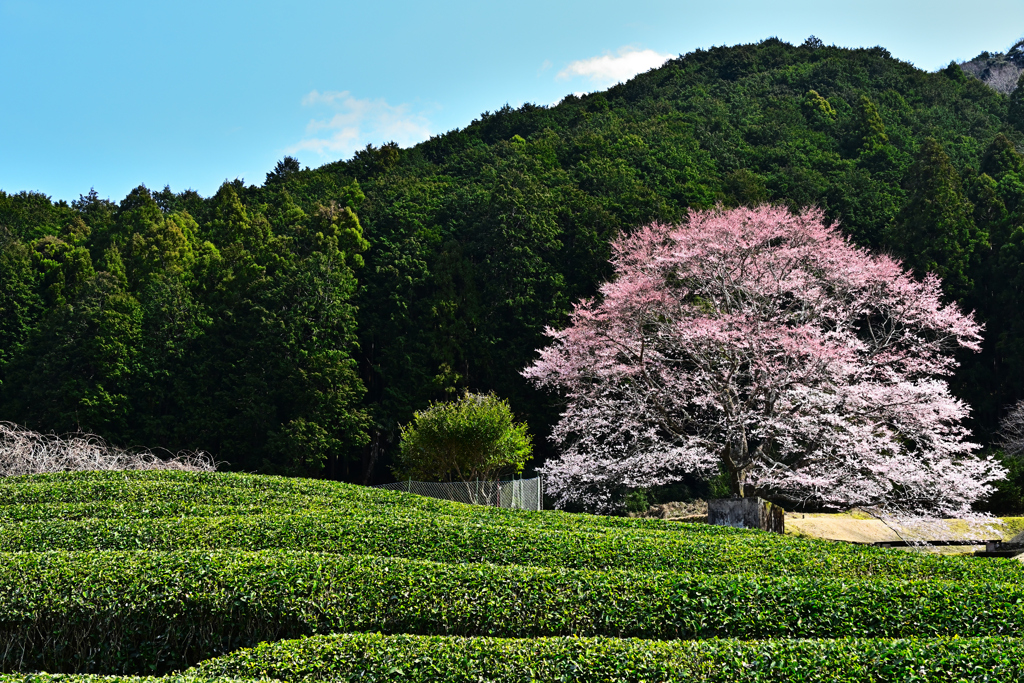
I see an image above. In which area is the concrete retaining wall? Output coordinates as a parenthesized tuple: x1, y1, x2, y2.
(708, 497, 785, 533)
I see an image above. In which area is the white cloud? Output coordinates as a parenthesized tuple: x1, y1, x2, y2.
(288, 90, 434, 159)
(557, 47, 673, 87)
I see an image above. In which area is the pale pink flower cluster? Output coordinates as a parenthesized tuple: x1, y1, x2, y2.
(524, 206, 1005, 514)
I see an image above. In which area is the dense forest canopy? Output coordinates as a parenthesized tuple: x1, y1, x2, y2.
(3, 37, 1024, 509)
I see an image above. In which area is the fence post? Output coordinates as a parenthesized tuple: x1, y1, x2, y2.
(374, 476, 542, 510)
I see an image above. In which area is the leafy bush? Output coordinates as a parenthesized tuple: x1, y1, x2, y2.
(396, 392, 532, 482)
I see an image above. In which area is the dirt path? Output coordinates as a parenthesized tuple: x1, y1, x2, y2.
(786, 511, 1024, 546)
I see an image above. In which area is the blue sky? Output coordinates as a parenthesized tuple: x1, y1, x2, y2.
(3, 0, 1024, 204)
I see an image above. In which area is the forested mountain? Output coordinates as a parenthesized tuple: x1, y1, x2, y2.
(3, 37, 1024, 506)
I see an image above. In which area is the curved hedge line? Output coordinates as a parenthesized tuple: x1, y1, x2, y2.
(0, 550, 1021, 673)
(5, 635, 1024, 682)
(0, 471, 700, 534)
(2, 511, 1020, 582)
(1, 679, 256, 683)
(0, 502, 323, 522)
(3, 679, 260, 683)
(193, 633, 1024, 683)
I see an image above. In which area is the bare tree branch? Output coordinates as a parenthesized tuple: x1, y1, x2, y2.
(998, 400, 1024, 457)
(0, 422, 218, 476)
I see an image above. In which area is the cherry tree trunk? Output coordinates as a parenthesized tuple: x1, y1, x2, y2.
(708, 497, 785, 534)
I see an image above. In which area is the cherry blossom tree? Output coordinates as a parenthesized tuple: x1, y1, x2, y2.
(524, 205, 1005, 514)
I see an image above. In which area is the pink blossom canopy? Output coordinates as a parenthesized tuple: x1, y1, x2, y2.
(524, 205, 1004, 514)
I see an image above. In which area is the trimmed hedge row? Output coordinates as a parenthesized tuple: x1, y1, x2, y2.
(190, 634, 1024, 679)
(0, 471, 701, 534)
(4, 636, 1023, 683)
(2, 511, 1020, 582)
(0, 502, 331, 522)
(5, 473, 1016, 581)
(0, 499, 735, 551)
(0, 550, 1021, 673)
(194, 633, 1024, 683)
(3, 679, 262, 683)
(0, 481, 347, 514)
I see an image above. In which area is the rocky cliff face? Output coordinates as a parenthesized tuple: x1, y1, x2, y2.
(959, 39, 1024, 94)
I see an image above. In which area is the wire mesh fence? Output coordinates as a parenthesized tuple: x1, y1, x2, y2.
(373, 476, 543, 511)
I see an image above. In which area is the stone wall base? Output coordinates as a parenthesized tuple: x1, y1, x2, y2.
(708, 497, 785, 533)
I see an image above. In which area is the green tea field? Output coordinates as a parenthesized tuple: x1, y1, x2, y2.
(0, 470, 1021, 682)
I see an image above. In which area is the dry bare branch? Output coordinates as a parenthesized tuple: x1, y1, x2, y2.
(983, 63, 1023, 95)
(999, 400, 1024, 457)
(0, 422, 218, 477)
(957, 38, 1024, 94)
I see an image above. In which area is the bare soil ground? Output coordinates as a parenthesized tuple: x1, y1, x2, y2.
(785, 512, 1024, 555)
(633, 500, 1024, 556)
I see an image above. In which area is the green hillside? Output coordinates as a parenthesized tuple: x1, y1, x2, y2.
(4, 38, 1024, 509)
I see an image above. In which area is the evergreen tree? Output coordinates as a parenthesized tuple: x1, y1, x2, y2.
(801, 89, 836, 126)
(980, 134, 1024, 181)
(858, 95, 890, 153)
(856, 95, 900, 175)
(265, 156, 302, 185)
(1, 270, 142, 437)
(0, 232, 38, 376)
(1009, 72, 1024, 133)
(886, 138, 987, 300)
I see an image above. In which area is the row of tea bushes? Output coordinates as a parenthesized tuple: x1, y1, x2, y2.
(0, 501, 337, 522)
(4, 634, 1019, 682)
(2, 510, 1020, 582)
(1, 550, 1021, 672)
(193, 633, 1024, 683)
(0, 471, 700, 534)
(1, 678, 258, 683)
(10, 471, 1019, 547)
